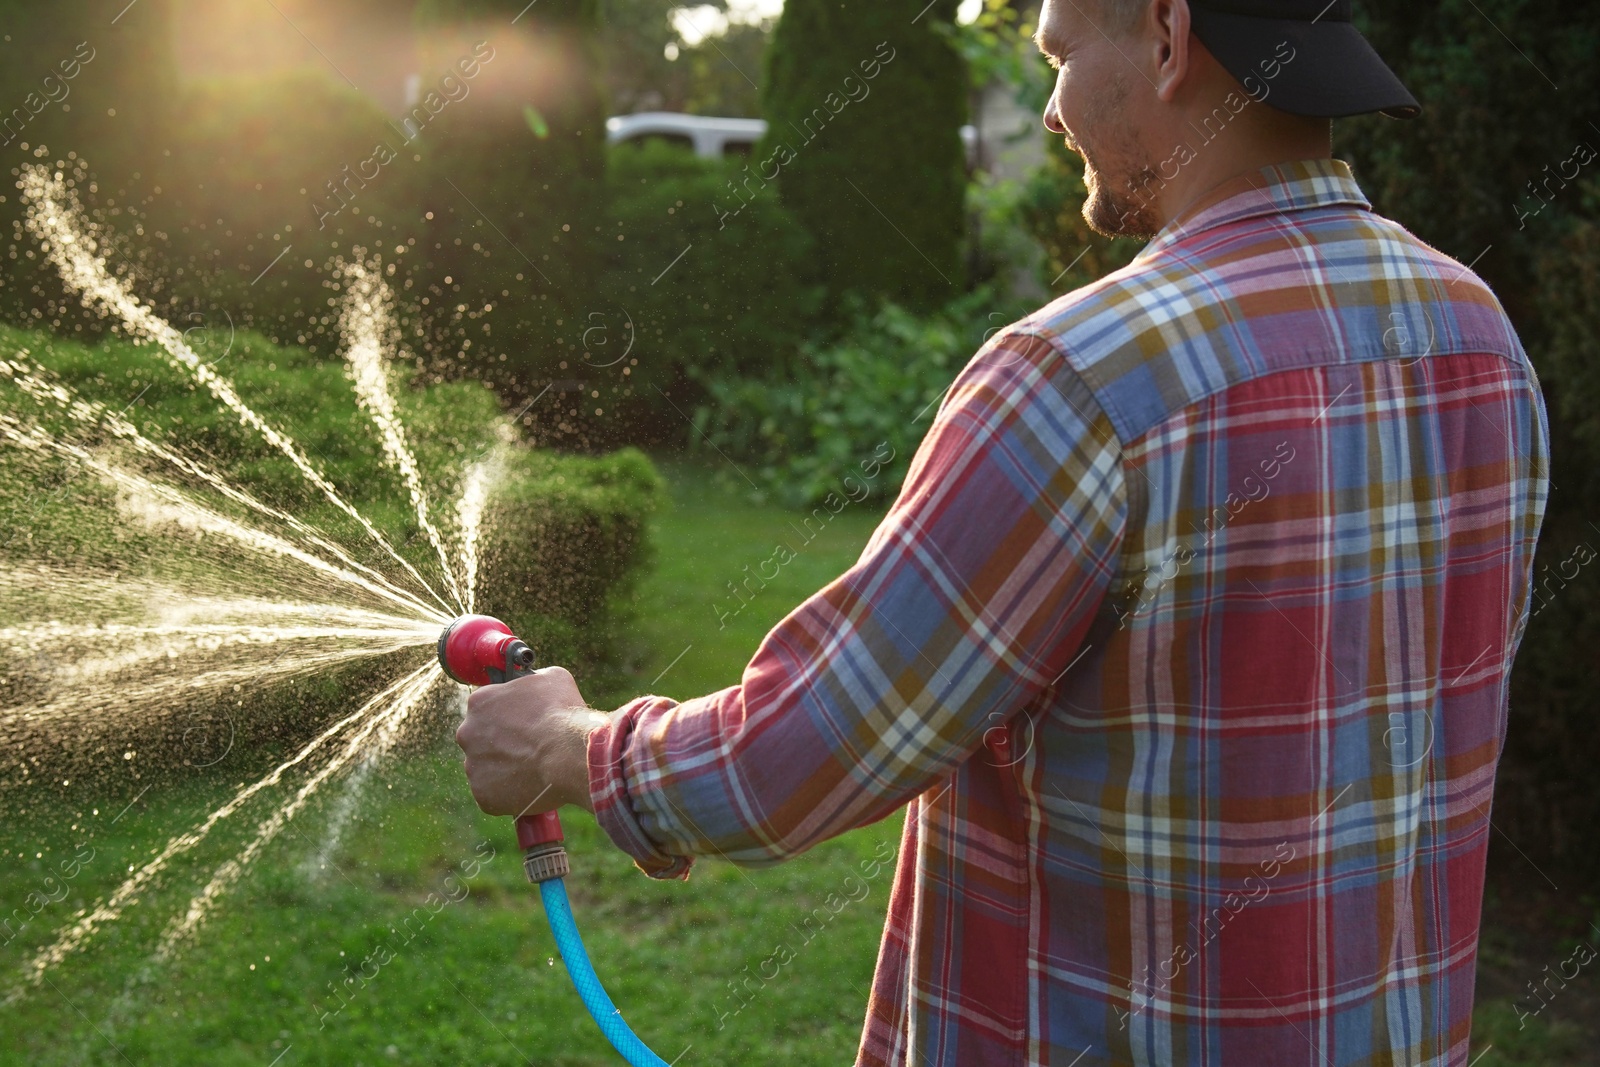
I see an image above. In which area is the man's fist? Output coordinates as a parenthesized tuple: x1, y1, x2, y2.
(454, 666, 609, 817)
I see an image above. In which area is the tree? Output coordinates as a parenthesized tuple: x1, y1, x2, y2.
(410, 0, 608, 393)
(600, 0, 701, 114)
(0, 0, 180, 326)
(758, 0, 968, 310)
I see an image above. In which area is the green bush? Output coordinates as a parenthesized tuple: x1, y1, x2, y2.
(691, 287, 1030, 506)
(597, 140, 821, 400)
(150, 70, 428, 341)
(475, 446, 661, 692)
(0, 7, 432, 358)
(409, 0, 609, 390)
(1485, 196, 1600, 868)
(0, 320, 662, 774)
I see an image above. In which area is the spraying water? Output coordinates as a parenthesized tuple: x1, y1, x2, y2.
(1, 162, 513, 996)
(152, 662, 443, 960)
(19, 164, 460, 616)
(456, 452, 503, 616)
(8, 665, 441, 996)
(337, 254, 466, 610)
(0, 354, 447, 620)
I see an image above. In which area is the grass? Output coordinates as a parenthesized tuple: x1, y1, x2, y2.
(0, 457, 898, 1066)
(0, 457, 1589, 1065)
(610, 457, 889, 704)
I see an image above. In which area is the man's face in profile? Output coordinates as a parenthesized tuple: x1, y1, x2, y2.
(1038, 0, 1164, 239)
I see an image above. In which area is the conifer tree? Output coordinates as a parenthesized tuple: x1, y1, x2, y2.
(759, 0, 968, 309)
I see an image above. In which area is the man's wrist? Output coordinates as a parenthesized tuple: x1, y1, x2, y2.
(562, 708, 610, 813)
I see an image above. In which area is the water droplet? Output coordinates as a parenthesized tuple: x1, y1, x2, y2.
(547, 957, 554, 966)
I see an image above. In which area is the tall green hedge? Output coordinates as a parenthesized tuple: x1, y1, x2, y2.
(0, 0, 178, 327)
(759, 0, 968, 309)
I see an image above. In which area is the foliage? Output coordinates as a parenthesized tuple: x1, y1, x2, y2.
(0, 321, 662, 754)
(410, 0, 609, 394)
(946, 0, 1052, 106)
(674, 22, 772, 118)
(150, 71, 428, 351)
(0, 6, 477, 390)
(594, 139, 821, 410)
(600, 0, 703, 114)
(600, 0, 771, 118)
(759, 0, 969, 310)
(1334, 0, 1600, 879)
(692, 287, 1032, 506)
(0, 0, 179, 329)
(477, 446, 663, 694)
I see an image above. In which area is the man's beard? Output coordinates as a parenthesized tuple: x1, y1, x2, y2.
(1082, 151, 1163, 240)
(1069, 74, 1163, 240)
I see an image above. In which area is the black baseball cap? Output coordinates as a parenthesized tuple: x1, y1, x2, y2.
(1190, 0, 1420, 119)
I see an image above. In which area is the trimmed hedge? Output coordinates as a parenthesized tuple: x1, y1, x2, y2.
(0, 321, 661, 784)
(475, 446, 661, 690)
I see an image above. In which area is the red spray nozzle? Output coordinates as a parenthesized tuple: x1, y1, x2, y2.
(438, 614, 537, 687)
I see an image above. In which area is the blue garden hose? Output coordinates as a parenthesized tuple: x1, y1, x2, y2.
(539, 877, 669, 1067)
(436, 615, 670, 1065)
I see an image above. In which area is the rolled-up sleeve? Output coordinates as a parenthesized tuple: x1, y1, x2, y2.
(586, 330, 1128, 879)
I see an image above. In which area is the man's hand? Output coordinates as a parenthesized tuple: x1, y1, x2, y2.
(455, 666, 609, 817)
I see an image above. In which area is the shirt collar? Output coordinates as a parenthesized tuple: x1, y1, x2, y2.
(1137, 157, 1372, 259)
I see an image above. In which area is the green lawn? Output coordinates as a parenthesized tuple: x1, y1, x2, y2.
(0, 458, 1587, 1065)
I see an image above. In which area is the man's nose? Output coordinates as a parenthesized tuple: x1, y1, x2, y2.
(1043, 99, 1066, 135)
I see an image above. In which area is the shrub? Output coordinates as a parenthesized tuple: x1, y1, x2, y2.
(0, 0, 178, 330)
(759, 0, 968, 309)
(596, 140, 821, 402)
(691, 286, 1030, 506)
(0, 321, 662, 777)
(1489, 199, 1600, 870)
(475, 447, 662, 693)
(410, 0, 609, 386)
(151, 69, 428, 337)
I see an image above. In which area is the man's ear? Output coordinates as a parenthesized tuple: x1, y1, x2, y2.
(1152, 0, 1192, 103)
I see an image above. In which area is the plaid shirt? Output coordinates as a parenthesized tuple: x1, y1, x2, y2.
(587, 159, 1549, 1066)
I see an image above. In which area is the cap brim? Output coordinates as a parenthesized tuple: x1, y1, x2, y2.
(1189, 11, 1421, 120)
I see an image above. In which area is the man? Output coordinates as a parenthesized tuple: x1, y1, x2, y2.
(456, 1, 1550, 1063)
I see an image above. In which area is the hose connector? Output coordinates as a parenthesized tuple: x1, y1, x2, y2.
(517, 810, 569, 884)
(524, 842, 571, 884)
